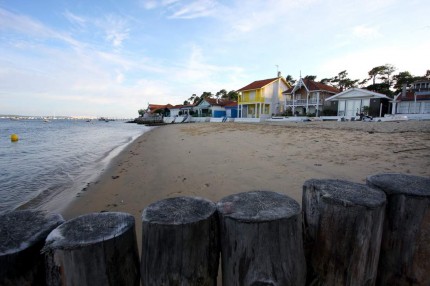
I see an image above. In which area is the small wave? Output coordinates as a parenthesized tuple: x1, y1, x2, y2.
(1, 120, 149, 214)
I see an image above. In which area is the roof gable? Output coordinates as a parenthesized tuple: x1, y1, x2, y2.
(237, 77, 279, 92)
(196, 97, 236, 107)
(284, 78, 339, 94)
(326, 88, 390, 101)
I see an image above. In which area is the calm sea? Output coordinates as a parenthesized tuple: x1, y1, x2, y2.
(0, 119, 150, 215)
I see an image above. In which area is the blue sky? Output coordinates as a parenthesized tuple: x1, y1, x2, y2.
(1, 0, 429, 118)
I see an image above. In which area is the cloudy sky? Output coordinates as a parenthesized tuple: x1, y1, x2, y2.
(1, 0, 429, 118)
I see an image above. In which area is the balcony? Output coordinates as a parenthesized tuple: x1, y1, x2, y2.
(285, 98, 323, 106)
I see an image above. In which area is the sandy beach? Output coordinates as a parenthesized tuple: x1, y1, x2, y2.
(62, 121, 430, 252)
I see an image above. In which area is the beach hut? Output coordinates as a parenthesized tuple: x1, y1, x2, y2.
(325, 88, 391, 118)
(224, 101, 238, 118)
(193, 98, 236, 118)
(168, 104, 195, 117)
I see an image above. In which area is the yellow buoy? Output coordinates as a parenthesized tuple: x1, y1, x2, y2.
(11, 134, 19, 142)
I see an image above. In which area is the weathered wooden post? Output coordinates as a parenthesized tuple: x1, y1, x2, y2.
(302, 179, 386, 286)
(0, 210, 64, 286)
(217, 190, 306, 286)
(43, 212, 140, 286)
(141, 196, 219, 285)
(367, 173, 430, 285)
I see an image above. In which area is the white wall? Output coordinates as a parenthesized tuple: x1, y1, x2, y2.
(169, 109, 180, 117)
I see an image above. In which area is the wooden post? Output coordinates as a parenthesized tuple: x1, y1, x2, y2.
(43, 212, 140, 286)
(367, 173, 430, 285)
(0, 210, 64, 286)
(141, 196, 219, 285)
(302, 179, 386, 286)
(217, 191, 306, 286)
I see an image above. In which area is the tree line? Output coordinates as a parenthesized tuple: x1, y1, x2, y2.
(139, 65, 428, 116)
(286, 65, 429, 98)
(185, 65, 429, 107)
(184, 89, 239, 105)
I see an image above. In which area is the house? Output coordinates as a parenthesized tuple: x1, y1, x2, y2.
(283, 78, 339, 116)
(394, 79, 430, 114)
(193, 98, 237, 118)
(224, 101, 238, 118)
(236, 73, 290, 118)
(146, 104, 173, 114)
(325, 88, 391, 118)
(168, 104, 195, 117)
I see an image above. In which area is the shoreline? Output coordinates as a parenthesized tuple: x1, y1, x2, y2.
(13, 127, 150, 215)
(61, 121, 430, 252)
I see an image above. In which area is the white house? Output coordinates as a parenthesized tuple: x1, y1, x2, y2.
(325, 88, 391, 117)
(393, 79, 430, 114)
(193, 98, 236, 118)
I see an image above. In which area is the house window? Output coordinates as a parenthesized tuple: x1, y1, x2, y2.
(361, 99, 370, 111)
(423, 102, 430, 113)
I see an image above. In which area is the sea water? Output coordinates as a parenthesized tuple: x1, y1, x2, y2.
(0, 119, 150, 214)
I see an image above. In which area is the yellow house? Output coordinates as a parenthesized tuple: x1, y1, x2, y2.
(236, 74, 290, 118)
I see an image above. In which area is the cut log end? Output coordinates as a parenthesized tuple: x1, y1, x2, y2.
(43, 212, 134, 251)
(0, 210, 64, 285)
(304, 179, 386, 209)
(141, 197, 219, 285)
(367, 173, 430, 197)
(217, 190, 300, 222)
(302, 179, 386, 285)
(142, 196, 216, 225)
(0, 210, 64, 256)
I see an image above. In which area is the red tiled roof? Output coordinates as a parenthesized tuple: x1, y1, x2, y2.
(203, 98, 237, 106)
(236, 77, 279, 92)
(148, 104, 173, 112)
(285, 86, 294, 93)
(303, 79, 339, 93)
(224, 101, 238, 107)
(283, 79, 339, 94)
(169, 104, 195, 109)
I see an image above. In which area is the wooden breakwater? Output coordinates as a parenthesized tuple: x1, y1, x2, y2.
(1, 173, 429, 286)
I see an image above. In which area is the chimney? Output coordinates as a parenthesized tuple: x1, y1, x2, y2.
(277, 71, 282, 78)
(402, 83, 407, 98)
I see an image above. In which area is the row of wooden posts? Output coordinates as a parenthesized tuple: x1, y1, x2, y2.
(1, 173, 429, 286)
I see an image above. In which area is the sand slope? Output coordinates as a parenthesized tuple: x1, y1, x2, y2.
(62, 121, 430, 251)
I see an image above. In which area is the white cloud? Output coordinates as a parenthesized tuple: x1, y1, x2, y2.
(63, 10, 86, 27)
(99, 15, 130, 48)
(352, 25, 381, 39)
(168, 0, 218, 19)
(315, 40, 430, 81)
(0, 7, 82, 48)
(141, 0, 158, 10)
(140, 0, 219, 19)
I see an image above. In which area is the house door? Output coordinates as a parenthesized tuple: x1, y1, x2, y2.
(345, 100, 361, 117)
(242, 105, 248, 118)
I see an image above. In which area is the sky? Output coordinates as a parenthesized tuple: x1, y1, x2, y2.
(0, 0, 429, 118)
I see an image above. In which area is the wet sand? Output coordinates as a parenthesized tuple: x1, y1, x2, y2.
(62, 121, 430, 253)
